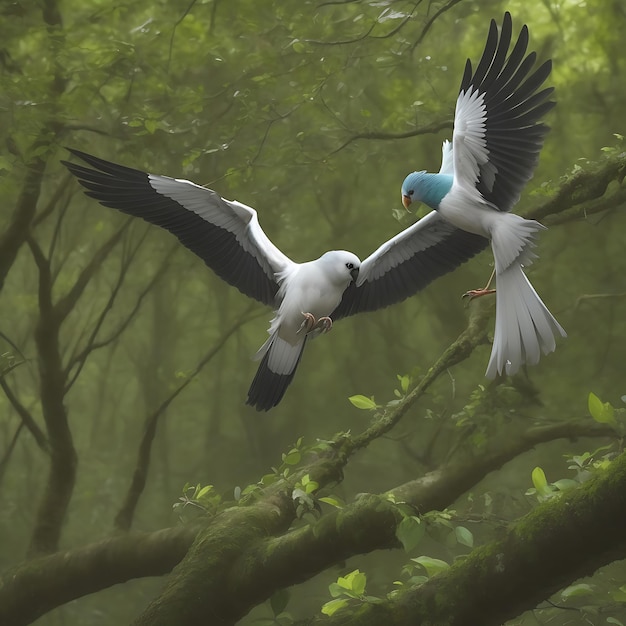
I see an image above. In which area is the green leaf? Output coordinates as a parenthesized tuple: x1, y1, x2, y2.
(531, 466, 551, 495)
(412, 556, 449, 577)
(321, 598, 348, 616)
(270, 588, 290, 616)
(396, 516, 425, 553)
(607, 617, 625, 625)
(144, 118, 158, 134)
(455, 525, 474, 548)
(553, 478, 579, 492)
(336, 569, 366, 596)
(282, 450, 301, 465)
(348, 395, 378, 410)
(396, 374, 410, 394)
(588, 392, 616, 425)
(319, 495, 345, 508)
(197, 485, 214, 498)
(303, 480, 319, 494)
(329, 582, 348, 598)
(561, 583, 593, 600)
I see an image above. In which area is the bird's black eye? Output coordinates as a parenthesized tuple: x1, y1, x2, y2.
(408, 189, 414, 196)
(346, 262, 354, 270)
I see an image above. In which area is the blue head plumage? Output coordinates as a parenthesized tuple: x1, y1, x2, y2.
(401, 171, 453, 210)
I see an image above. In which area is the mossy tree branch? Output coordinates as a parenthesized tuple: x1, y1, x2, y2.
(196, 419, 617, 625)
(299, 450, 626, 626)
(0, 414, 612, 625)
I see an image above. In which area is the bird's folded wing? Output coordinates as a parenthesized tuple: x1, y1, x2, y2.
(332, 211, 488, 319)
(62, 150, 292, 306)
(452, 12, 555, 211)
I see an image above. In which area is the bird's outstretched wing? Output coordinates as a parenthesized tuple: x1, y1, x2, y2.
(452, 11, 554, 211)
(62, 149, 292, 306)
(332, 211, 488, 320)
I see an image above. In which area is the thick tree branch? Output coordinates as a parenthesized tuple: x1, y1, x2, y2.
(131, 495, 296, 626)
(0, 416, 614, 623)
(208, 420, 617, 625)
(529, 153, 626, 222)
(0, 526, 198, 626)
(544, 184, 626, 227)
(300, 450, 626, 626)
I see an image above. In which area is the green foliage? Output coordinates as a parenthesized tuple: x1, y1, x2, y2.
(396, 516, 425, 553)
(588, 391, 617, 426)
(392, 496, 476, 557)
(411, 555, 450, 577)
(173, 483, 222, 521)
(292, 473, 322, 520)
(394, 373, 412, 398)
(321, 569, 382, 616)
(348, 395, 380, 411)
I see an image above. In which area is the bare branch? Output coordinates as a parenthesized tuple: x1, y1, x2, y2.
(0, 422, 25, 488)
(307, 0, 422, 45)
(53, 221, 130, 323)
(574, 291, 626, 310)
(64, 241, 177, 392)
(409, 0, 463, 53)
(328, 118, 451, 156)
(0, 379, 48, 452)
(166, 0, 198, 73)
(32, 172, 73, 229)
(351, 302, 490, 451)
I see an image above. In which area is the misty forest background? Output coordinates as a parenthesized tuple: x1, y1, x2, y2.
(1, 0, 626, 624)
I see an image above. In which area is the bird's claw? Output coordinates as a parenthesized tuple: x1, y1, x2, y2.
(297, 312, 317, 335)
(312, 316, 333, 334)
(462, 288, 496, 302)
(297, 313, 333, 336)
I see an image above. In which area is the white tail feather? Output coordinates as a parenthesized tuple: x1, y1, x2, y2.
(253, 330, 304, 376)
(486, 263, 566, 378)
(490, 213, 545, 274)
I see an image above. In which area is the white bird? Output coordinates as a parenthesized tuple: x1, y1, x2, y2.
(63, 150, 488, 410)
(401, 12, 566, 379)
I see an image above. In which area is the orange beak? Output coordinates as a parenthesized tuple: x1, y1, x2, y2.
(402, 195, 412, 209)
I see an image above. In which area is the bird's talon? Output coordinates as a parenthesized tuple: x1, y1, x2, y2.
(297, 312, 316, 335)
(462, 288, 496, 302)
(312, 316, 333, 334)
